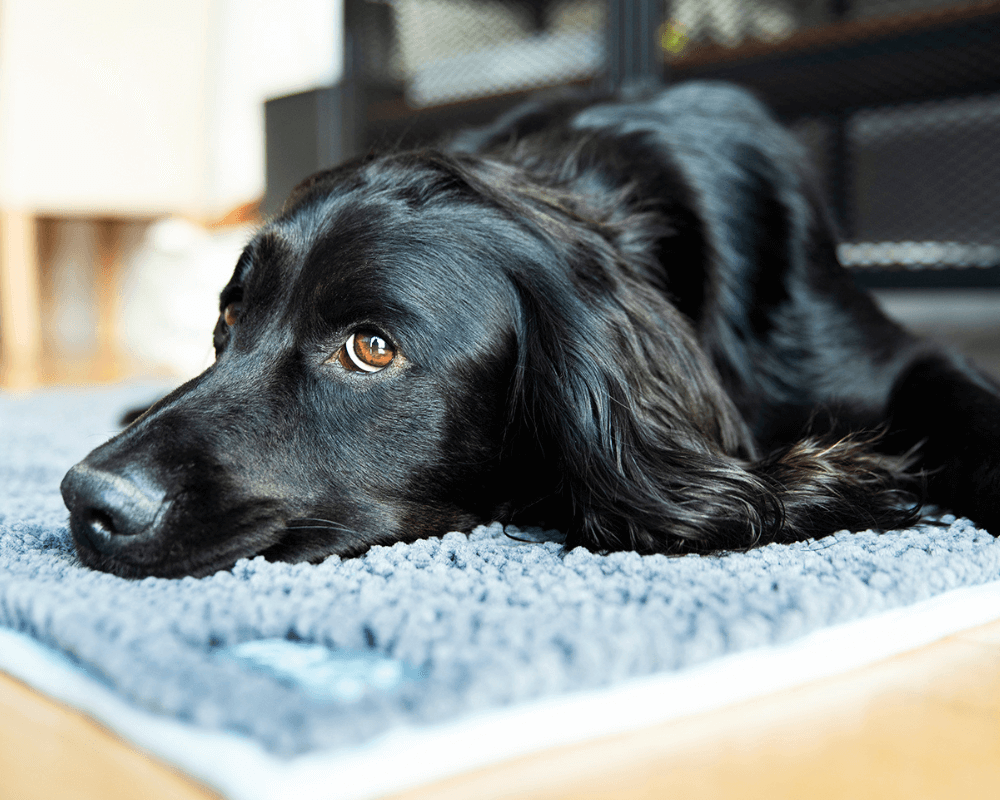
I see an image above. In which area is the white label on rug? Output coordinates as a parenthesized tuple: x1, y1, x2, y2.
(222, 639, 423, 702)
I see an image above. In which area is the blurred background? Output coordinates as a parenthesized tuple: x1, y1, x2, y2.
(0, 0, 997, 390)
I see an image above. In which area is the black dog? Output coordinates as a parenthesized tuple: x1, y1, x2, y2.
(62, 83, 1000, 578)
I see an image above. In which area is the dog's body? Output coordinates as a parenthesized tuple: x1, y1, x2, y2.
(62, 83, 1000, 578)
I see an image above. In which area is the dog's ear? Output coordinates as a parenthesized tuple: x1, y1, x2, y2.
(507, 263, 919, 553)
(507, 261, 772, 552)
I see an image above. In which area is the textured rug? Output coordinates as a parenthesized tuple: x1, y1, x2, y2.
(2, 385, 1000, 771)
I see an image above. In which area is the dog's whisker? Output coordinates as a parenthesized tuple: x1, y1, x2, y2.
(285, 518, 359, 536)
(285, 525, 353, 532)
(288, 517, 354, 530)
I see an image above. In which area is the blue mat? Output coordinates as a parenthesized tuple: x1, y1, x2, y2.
(2, 385, 1000, 759)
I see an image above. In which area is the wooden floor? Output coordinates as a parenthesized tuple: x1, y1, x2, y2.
(2, 617, 999, 800)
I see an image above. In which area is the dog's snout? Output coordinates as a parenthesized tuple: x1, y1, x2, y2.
(61, 463, 167, 555)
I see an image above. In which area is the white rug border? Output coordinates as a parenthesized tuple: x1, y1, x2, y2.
(3, 579, 1000, 800)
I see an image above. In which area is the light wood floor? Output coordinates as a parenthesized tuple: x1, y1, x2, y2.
(2, 617, 999, 800)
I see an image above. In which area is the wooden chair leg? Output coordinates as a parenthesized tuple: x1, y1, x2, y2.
(0, 210, 42, 389)
(94, 218, 127, 382)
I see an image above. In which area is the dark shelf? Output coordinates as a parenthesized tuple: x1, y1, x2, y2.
(850, 265, 1000, 289)
(669, 2, 1000, 116)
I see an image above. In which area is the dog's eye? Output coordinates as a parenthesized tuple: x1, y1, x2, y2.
(338, 331, 395, 373)
(223, 302, 241, 327)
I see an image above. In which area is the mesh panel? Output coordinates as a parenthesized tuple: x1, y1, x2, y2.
(384, 0, 607, 106)
(787, 117, 833, 191)
(668, 0, 830, 47)
(848, 96, 1000, 255)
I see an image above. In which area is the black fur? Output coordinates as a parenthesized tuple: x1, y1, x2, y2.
(61, 83, 1000, 578)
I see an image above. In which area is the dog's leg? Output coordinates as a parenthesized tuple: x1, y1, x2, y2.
(886, 353, 1000, 534)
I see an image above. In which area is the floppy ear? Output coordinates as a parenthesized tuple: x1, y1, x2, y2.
(507, 258, 919, 554)
(508, 262, 775, 552)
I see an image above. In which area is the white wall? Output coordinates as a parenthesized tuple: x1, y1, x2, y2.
(0, 0, 343, 218)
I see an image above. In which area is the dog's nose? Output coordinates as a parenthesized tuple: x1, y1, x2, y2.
(61, 463, 167, 554)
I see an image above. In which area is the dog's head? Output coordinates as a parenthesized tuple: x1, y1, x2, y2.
(62, 149, 760, 578)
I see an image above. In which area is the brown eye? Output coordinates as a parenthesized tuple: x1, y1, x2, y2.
(223, 302, 241, 327)
(339, 331, 395, 373)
